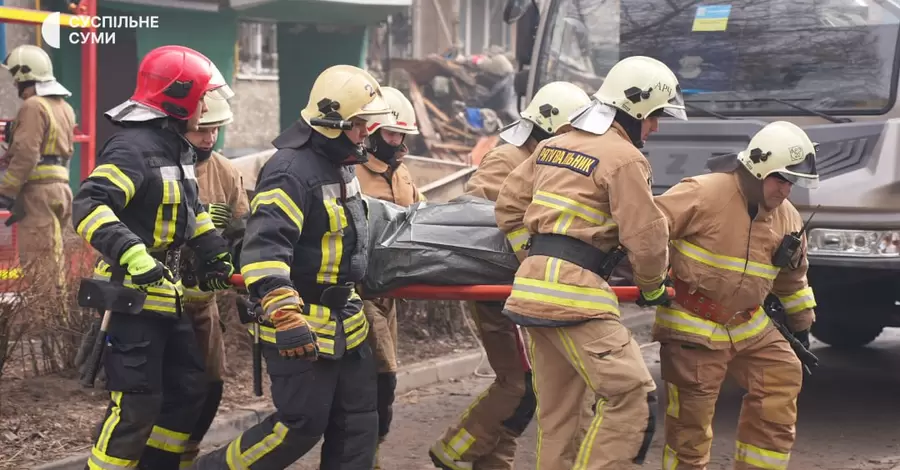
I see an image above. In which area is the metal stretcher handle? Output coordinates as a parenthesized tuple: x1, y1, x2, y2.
(228, 275, 672, 302)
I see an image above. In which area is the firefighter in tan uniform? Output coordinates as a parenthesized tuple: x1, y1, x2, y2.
(355, 86, 424, 468)
(495, 56, 687, 470)
(1, 44, 76, 292)
(180, 93, 250, 467)
(430, 81, 591, 470)
(653, 121, 819, 470)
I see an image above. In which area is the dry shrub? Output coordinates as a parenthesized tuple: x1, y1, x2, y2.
(1, 238, 97, 379)
(397, 299, 474, 340)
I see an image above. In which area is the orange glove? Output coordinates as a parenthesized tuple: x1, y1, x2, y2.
(262, 287, 318, 360)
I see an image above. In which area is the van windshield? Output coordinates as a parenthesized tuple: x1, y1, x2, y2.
(534, 0, 900, 116)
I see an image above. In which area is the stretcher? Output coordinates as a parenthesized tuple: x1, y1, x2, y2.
(227, 274, 672, 303)
(226, 274, 673, 386)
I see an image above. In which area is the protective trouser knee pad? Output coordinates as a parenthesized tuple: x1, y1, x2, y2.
(501, 370, 537, 437)
(633, 390, 658, 465)
(193, 381, 225, 439)
(377, 372, 397, 438)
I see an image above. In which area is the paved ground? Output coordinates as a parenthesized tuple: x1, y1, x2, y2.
(279, 321, 900, 470)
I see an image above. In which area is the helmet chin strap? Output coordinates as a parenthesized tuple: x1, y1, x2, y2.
(736, 166, 765, 208)
(312, 128, 368, 166)
(612, 110, 644, 148)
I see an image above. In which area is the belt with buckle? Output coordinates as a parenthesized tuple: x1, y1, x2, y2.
(672, 277, 756, 326)
(295, 282, 354, 310)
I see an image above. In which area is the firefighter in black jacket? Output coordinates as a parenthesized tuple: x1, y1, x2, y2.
(73, 45, 236, 470)
(191, 65, 396, 470)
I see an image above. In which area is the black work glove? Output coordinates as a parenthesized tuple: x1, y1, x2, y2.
(0, 194, 14, 210)
(793, 329, 811, 350)
(198, 252, 235, 292)
(636, 276, 673, 308)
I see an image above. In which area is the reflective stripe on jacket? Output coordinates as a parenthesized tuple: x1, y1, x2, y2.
(653, 171, 817, 350)
(495, 123, 670, 323)
(239, 120, 370, 359)
(249, 292, 370, 357)
(0, 95, 75, 196)
(72, 126, 226, 314)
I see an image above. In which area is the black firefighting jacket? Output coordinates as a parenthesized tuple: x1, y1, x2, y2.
(72, 124, 228, 315)
(241, 120, 369, 358)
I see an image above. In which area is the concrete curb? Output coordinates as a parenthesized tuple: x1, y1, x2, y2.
(30, 351, 484, 470)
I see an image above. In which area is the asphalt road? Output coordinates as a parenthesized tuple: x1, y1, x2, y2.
(282, 312, 900, 470)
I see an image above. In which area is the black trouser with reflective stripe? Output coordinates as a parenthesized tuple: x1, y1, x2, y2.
(85, 311, 207, 470)
(190, 339, 378, 470)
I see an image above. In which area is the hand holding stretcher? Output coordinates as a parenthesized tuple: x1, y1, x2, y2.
(226, 274, 674, 394)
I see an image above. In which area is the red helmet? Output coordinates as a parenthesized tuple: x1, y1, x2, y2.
(130, 45, 231, 121)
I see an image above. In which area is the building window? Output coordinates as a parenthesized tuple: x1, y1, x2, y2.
(459, 0, 511, 56)
(237, 20, 279, 78)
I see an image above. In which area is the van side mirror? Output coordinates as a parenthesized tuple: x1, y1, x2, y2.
(503, 0, 531, 24)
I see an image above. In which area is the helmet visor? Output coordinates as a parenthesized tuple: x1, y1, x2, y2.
(662, 88, 687, 121)
(355, 94, 397, 126)
(773, 151, 819, 189)
(205, 64, 234, 100)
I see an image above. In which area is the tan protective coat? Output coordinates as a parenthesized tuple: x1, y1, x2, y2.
(0, 95, 75, 195)
(1, 95, 76, 293)
(355, 153, 423, 209)
(653, 171, 816, 349)
(653, 171, 812, 470)
(495, 124, 664, 469)
(465, 140, 536, 202)
(495, 124, 670, 322)
(185, 151, 250, 380)
(195, 151, 250, 220)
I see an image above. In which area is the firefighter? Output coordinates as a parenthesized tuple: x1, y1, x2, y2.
(494, 56, 686, 469)
(190, 64, 396, 470)
(430, 81, 591, 470)
(73, 45, 236, 470)
(652, 121, 818, 470)
(179, 93, 250, 468)
(355, 85, 424, 468)
(1, 44, 76, 294)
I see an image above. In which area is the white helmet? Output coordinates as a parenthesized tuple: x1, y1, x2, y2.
(368, 87, 419, 135)
(593, 56, 686, 121)
(500, 81, 592, 146)
(199, 94, 233, 128)
(2, 44, 71, 97)
(738, 121, 819, 189)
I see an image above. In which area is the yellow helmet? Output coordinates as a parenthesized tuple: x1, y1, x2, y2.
(500, 81, 591, 146)
(593, 56, 686, 121)
(199, 94, 233, 128)
(300, 65, 395, 139)
(738, 121, 819, 189)
(367, 86, 419, 135)
(2, 44, 55, 83)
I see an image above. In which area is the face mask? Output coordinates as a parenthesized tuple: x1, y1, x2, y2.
(366, 131, 403, 166)
(313, 130, 369, 166)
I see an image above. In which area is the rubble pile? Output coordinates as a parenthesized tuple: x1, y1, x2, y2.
(387, 52, 517, 164)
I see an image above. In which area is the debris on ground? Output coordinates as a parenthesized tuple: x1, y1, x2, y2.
(388, 51, 515, 165)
